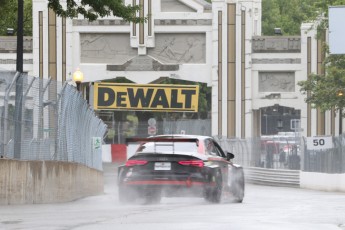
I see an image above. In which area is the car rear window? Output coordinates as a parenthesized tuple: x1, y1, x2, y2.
(136, 141, 199, 153)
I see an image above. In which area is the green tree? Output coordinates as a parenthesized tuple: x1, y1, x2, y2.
(298, 54, 345, 113)
(261, 0, 280, 35)
(0, 0, 146, 36)
(48, 0, 145, 22)
(298, 0, 345, 114)
(159, 78, 211, 120)
(0, 0, 32, 36)
(262, 0, 317, 35)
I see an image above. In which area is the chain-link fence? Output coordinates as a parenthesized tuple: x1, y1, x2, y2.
(216, 134, 345, 173)
(215, 134, 302, 170)
(102, 118, 211, 144)
(0, 71, 107, 170)
(303, 135, 345, 173)
(214, 137, 253, 167)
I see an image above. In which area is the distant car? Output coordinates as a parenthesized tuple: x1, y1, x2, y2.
(117, 135, 245, 204)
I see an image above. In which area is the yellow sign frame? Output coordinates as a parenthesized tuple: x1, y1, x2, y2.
(93, 83, 199, 112)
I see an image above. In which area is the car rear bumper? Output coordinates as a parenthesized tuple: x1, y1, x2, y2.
(124, 179, 215, 187)
(121, 180, 216, 197)
(118, 167, 217, 198)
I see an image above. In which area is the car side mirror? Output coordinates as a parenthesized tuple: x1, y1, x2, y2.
(226, 152, 234, 161)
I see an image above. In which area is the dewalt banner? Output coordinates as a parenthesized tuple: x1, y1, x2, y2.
(93, 83, 199, 112)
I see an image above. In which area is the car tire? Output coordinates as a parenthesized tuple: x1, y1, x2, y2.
(232, 170, 245, 203)
(118, 185, 136, 204)
(144, 189, 162, 204)
(205, 171, 222, 203)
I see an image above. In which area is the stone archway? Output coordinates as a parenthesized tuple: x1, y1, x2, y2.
(260, 105, 301, 136)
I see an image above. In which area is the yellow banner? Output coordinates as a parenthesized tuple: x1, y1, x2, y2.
(93, 83, 199, 112)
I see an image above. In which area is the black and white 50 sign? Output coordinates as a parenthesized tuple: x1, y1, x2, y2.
(307, 136, 333, 150)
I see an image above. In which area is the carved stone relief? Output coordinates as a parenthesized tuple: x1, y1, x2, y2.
(259, 72, 295, 92)
(252, 36, 301, 53)
(0, 37, 32, 53)
(154, 19, 212, 26)
(73, 19, 129, 26)
(0, 59, 32, 64)
(107, 56, 179, 71)
(252, 58, 301, 64)
(80, 33, 137, 64)
(148, 33, 206, 64)
(161, 0, 196, 12)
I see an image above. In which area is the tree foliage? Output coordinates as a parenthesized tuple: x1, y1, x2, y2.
(0, 0, 145, 36)
(298, 54, 345, 113)
(297, 0, 345, 113)
(158, 78, 211, 120)
(262, 0, 345, 35)
(262, 0, 317, 35)
(0, 0, 32, 36)
(48, 0, 145, 22)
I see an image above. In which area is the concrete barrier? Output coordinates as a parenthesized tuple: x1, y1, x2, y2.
(111, 144, 127, 163)
(102, 144, 128, 163)
(102, 144, 112, 162)
(244, 167, 300, 187)
(300, 171, 345, 192)
(0, 159, 103, 205)
(244, 167, 345, 192)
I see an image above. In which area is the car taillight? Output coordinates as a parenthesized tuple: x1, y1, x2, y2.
(178, 160, 204, 168)
(125, 160, 148, 167)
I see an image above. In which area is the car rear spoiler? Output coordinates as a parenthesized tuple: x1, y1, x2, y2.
(125, 137, 199, 145)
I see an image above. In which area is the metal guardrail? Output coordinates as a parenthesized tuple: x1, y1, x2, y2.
(245, 167, 300, 187)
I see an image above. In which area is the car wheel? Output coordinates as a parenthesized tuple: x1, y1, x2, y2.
(232, 170, 245, 203)
(144, 189, 162, 204)
(118, 185, 136, 204)
(205, 171, 222, 203)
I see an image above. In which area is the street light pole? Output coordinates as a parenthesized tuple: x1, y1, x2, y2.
(265, 114, 268, 134)
(13, 0, 24, 158)
(16, 0, 23, 73)
(337, 90, 344, 135)
(340, 108, 343, 135)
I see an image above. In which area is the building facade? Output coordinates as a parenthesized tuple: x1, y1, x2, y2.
(0, 0, 340, 138)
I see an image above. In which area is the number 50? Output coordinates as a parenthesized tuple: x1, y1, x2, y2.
(313, 139, 325, 146)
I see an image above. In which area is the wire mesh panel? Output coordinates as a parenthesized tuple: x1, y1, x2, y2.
(162, 119, 211, 136)
(104, 119, 212, 144)
(214, 135, 302, 170)
(0, 72, 107, 171)
(214, 136, 253, 166)
(57, 84, 107, 170)
(2, 71, 338, 174)
(0, 71, 18, 158)
(303, 135, 345, 173)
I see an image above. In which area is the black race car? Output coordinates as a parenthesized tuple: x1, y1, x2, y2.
(117, 135, 245, 204)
